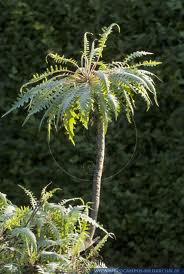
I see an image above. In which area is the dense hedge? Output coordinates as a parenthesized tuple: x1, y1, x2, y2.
(0, 0, 184, 267)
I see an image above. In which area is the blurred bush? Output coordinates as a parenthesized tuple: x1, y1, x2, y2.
(0, 0, 184, 267)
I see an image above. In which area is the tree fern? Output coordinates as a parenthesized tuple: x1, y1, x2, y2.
(2, 24, 161, 245)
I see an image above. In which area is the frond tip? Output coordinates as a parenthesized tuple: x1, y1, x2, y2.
(18, 185, 38, 209)
(96, 23, 120, 59)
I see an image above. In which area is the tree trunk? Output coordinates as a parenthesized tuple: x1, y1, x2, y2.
(89, 118, 105, 241)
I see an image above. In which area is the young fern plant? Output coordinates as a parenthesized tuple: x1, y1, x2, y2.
(0, 185, 112, 274)
(2, 23, 161, 241)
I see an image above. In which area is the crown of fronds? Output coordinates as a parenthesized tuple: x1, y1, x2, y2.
(3, 23, 161, 144)
(0, 184, 112, 273)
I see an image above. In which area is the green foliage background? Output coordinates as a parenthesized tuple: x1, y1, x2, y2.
(0, 0, 184, 267)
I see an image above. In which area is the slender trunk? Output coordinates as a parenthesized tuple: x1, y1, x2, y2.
(89, 118, 105, 241)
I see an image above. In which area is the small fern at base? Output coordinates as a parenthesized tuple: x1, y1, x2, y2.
(0, 185, 112, 274)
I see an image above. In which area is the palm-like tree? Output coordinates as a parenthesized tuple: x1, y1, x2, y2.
(3, 23, 161, 241)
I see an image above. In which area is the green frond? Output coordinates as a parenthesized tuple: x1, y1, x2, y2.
(135, 70, 159, 106)
(110, 69, 152, 91)
(54, 84, 84, 129)
(38, 84, 73, 131)
(46, 52, 79, 68)
(139, 69, 161, 80)
(77, 84, 93, 129)
(2, 80, 64, 118)
(106, 92, 120, 120)
(96, 61, 108, 70)
(130, 84, 152, 111)
(77, 84, 92, 111)
(95, 23, 120, 59)
(87, 234, 109, 259)
(40, 182, 52, 197)
(122, 89, 134, 123)
(140, 87, 152, 110)
(123, 51, 153, 65)
(63, 108, 79, 145)
(89, 39, 97, 67)
(131, 60, 162, 68)
(71, 230, 88, 256)
(20, 68, 72, 93)
(22, 82, 65, 126)
(57, 89, 77, 120)
(41, 185, 61, 204)
(80, 214, 109, 234)
(61, 198, 85, 206)
(47, 221, 61, 240)
(83, 32, 93, 61)
(110, 68, 157, 122)
(4, 206, 30, 229)
(95, 70, 110, 93)
(2, 90, 37, 118)
(18, 185, 38, 209)
(110, 68, 159, 108)
(11, 227, 37, 252)
(32, 65, 72, 80)
(111, 61, 126, 69)
(63, 210, 82, 236)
